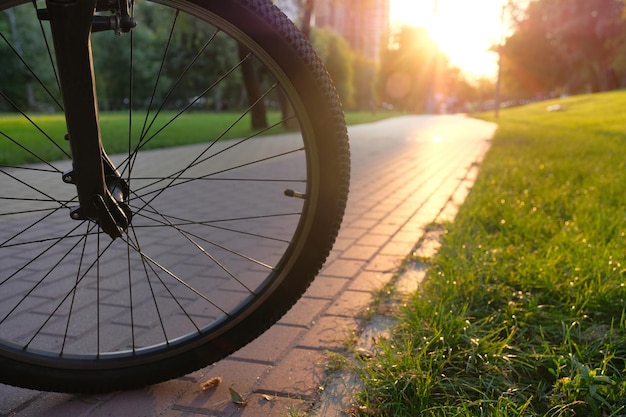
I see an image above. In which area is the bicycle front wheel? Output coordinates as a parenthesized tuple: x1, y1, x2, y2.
(0, 0, 349, 392)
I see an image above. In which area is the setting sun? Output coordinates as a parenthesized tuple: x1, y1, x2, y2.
(390, 0, 508, 79)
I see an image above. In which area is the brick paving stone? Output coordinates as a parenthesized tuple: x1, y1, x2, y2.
(277, 297, 330, 328)
(324, 290, 374, 318)
(356, 209, 390, 220)
(304, 276, 350, 300)
(355, 233, 390, 247)
(258, 348, 326, 399)
(174, 359, 271, 411)
(332, 226, 368, 240)
(323, 249, 342, 266)
(297, 315, 358, 350)
(239, 395, 311, 417)
(329, 237, 354, 251)
(12, 392, 104, 417)
(345, 218, 379, 229)
(347, 271, 392, 292)
(319, 259, 364, 278)
(339, 244, 380, 261)
(379, 240, 415, 257)
(84, 380, 193, 417)
(0, 385, 42, 415)
(231, 324, 306, 363)
(367, 222, 401, 237)
(364, 254, 402, 273)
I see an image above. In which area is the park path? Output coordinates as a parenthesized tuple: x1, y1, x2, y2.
(0, 114, 496, 417)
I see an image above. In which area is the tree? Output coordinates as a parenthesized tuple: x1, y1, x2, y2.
(1, 6, 62, 112)
(300, 0, 315, 38)
(549, 0, 625, 92)
(238, 43, 268, 129)
(500, 0, 626, 97)
(352, 53, 377, 111)
(311, 27, 355, 108)
(499, 0, 568, 99)
(378, 26, 448, 113)
(92, 4, 241, 112)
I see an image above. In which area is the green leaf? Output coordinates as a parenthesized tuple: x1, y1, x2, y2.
(228, 387, 248, 407)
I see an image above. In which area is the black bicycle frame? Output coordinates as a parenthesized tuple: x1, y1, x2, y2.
(44, 0, 133, 238)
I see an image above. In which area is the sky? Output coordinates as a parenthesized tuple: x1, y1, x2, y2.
(390, 0, 510, 79)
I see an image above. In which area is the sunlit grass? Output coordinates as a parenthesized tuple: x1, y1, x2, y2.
(351, 91, 626, 416)
(0, 109, 404, 165)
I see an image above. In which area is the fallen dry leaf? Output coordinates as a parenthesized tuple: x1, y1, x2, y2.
(200, 376, 222, 391)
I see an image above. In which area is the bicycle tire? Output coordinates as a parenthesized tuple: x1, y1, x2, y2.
(0, 0, 349, 392)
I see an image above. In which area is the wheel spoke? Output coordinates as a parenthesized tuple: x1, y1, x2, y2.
(0, 92, 70, 159)
(0, 220, 93, 325)
(30, 0, 62, 93)
(125, 225, 136, 353)
(124, 112, 298, 197)
(137, 9, 180, 143)
(0, 206, 66, 218)
(130, 194, 267, 291)
(134, 25, 221, 152)
(22, 231, 116, 351)
(127, 226, 171, 346)
(122, 233, 231, 317)
(131, 146, 304, 204)
(131, 53, 254, 158)
(0, 205, 69, 248)
(60, 222, 95, 355)
(0, 132, 64, 172)
(0, 21, 63, 110)
(127, 26, 134, 188)
(0, 163, 60, 174)
(134, 206, 277, 270)
(132, 207, 292, 244)
(1, 167, 70, 208)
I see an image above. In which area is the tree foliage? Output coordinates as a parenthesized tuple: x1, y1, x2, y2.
(92, 4, 241, 111)
(501, 0, 626, 98)
(1, 3, 245, 114)
(378, 26, 448, 112)
(1, 6, 61, 112)
(311, 27, 356, 108)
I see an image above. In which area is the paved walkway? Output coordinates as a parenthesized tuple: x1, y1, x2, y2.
(0, 115, 496, 417)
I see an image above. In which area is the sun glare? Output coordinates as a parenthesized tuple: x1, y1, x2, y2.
(390, 0, 508, 79)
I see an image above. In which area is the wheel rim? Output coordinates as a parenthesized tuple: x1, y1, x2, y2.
(0, 0, 320, 367)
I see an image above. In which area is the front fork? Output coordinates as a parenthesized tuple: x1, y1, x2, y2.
(43, 0, 135, 238)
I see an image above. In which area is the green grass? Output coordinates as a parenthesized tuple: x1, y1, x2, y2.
(0, 109, 404, 165)
(351, 91, 626, 416)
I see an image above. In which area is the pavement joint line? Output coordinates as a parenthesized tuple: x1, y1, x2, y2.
(252, 389, 316, 401)
(171, 404, 230, 416)
(272, 322, 310, 330)
(224, 357, 274, 366)
(294, 345, 345, 353)
(330, 288, 372, 295)
(302, 295, 350, 302)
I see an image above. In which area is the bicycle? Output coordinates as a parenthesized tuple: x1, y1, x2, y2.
(0, 0, 349, 393)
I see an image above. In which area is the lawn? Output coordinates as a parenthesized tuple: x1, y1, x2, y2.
(0, 109, 404, 165)
(350, 91, 626, 416)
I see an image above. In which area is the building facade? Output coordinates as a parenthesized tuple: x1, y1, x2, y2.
(314, 0, 390, 62)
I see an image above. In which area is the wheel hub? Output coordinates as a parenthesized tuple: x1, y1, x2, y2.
(64, 167, 132, 239)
